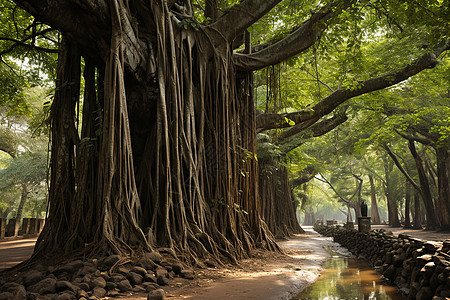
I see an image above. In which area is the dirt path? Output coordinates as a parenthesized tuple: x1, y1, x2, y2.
(372, 225, 450, 242)
(0, 238, 37, 271)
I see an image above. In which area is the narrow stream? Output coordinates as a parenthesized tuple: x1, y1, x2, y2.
(293, 248, 406, 300)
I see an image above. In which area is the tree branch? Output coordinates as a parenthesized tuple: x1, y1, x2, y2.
(12, 0, 110, 58)
(256, 40, 448, 136)
(278, 109, 348, 154)
(0, 37, 58, 56)
(233, 0, 354, 71)
(315, 174, 349, 204)
(209, 0, 282, 43)
(384, 145, 422, 193)
(12, 0, 149, 82)
(394, 129, 433, 146)
(281, 46, 447, 139)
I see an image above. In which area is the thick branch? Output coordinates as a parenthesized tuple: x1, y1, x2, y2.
(209, 0, 282, 43)
(257, 40, 448, 136)
(13, 0, 148, 81)
(13, 0, 109, 57)
(278, 110, 348, 154)
(395, 129, 433, 146)
(280, 49, 446, 139)
(233, 0, 354, 71)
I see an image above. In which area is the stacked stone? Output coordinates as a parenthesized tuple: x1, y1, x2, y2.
(0, 251, 196, 300)
(314, 223, 450, 300)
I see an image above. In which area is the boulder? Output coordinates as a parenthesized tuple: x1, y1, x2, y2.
(147, 289, 165, 300)
(131, 266, 148, 277)
(55, 280, 78, 293)
(117, 279, 132, 292)
(91, 287, 107, 298)
(127, 272, 144, 285)
(180, 269, 195, 280)
(22, 270, 45, 287)
(92, 277, 106, 289)
(28, 278, 57, 294)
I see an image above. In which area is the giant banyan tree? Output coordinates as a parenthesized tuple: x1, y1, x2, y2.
(13, 0, 447, 263)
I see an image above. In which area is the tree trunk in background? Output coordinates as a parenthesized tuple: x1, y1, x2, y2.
(413, 190, 422, 229)
(369, 175, 381, 224)
(14, 183, 29, 236)
(303, 209, 315, 226)
(404, 180, 412, 228)
(408, 140, 438, 229)
(435, 146, 450, 230)
(349, 201, 361, 220)
(259, 160, 304, 238)
(2, 207, 12, 219)
(384, 161, 401, 227)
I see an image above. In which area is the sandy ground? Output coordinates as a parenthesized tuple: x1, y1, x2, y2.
(0, 238, 37, 271)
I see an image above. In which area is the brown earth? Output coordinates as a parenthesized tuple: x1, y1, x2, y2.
(0, 238, 37, 271)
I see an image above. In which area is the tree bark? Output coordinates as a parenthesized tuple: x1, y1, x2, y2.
(369, 175, 381, 225)
(259, 160, 304, 238)
(436, 146, 450, 230)
(404, 180, 412, 228)
(14, 183, 29, 237)
(384, 160, 401, 227)
(33, 37, 79, 257)
(205, 0, 218, 22)
(413, 190, 423, 229)
(233, 0, 354, 71)
(408, 140, 438, 229)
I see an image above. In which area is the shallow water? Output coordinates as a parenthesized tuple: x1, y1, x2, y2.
(293, 249, 406, 300)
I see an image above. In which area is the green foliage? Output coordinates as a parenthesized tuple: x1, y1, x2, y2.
(0, 0, 58, 82)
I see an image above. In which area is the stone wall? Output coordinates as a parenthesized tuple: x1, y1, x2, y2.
(314, 224, 450, 300)
(0, 218, 45, 238)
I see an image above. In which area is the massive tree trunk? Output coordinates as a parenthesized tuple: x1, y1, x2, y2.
(21, 0, 282, 263)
